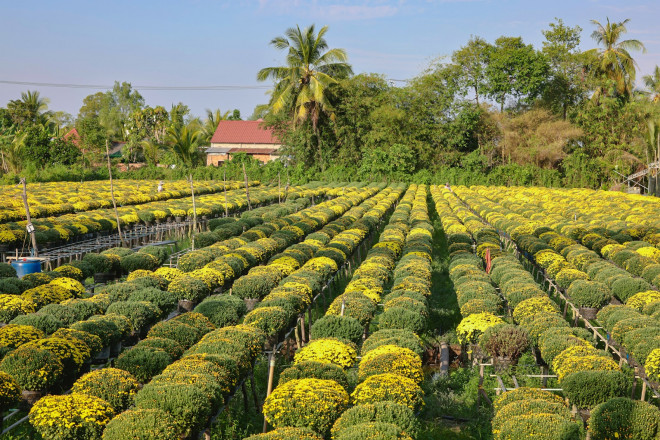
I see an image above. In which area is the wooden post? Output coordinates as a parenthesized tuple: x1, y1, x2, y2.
(223, 169, 229, 217)
(189, 174, 197, 233)
(105, 141, 126, 247)
(243, 163, 252, 210)
(20, 178, 38, 256)
(307, 306, 313, 343)
(641, 379, 648, 401)
(263, 347, 277, 433)
(300, 314, 306, 346)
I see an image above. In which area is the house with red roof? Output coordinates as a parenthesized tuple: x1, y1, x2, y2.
(206, 120, 281, 165)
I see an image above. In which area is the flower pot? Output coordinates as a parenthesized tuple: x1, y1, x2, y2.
(110, 341, 123, 357)
(21, 390, 44, 406)
(579, 306, 598, 320)
(93, 345, 111, 363)
(93, 272, 114, 284)
(244, 298, 259, 312)
(178, 299, 196, 312)
(175, 216, 183, 222)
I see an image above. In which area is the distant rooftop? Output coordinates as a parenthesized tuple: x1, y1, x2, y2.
(210, 120, 279, 144)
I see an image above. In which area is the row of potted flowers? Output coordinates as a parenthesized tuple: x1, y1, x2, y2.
(0, 179, 253, 223)
(0, 185, 389, 439)
(0, 184, 325, 250)
(248, 185, 416, 439)
(97, 185, 402, 439)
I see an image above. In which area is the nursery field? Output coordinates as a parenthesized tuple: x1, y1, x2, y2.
(0, 182, 659, 440)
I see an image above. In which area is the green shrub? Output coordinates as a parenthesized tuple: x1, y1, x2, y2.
(83, 253, 113, 274)
(147, 320, 202, 349)
(377, 307, 426, 334)
(128, 287, 177, 315)
(193, 295, 247, 327)
(167, 276, 210, 302)
(362, 329, 424, 356)
(135, 382, 212, 438)
(62, 299, 102, 321)
(334, 422, 413, 440)
(171, 312, 215, 335)
(611, 277, 652, 303)
(101, 408, 181, 440)
(480, 323, 530, 362)
(138, 246, 169, 265)
(624, 255, 656, 277)
(0, 345, 63, 391)
(106, 301, 161, 332)
(492, 399, 572, 435)
(279, 361, 350, 390)
(566, 280, 611, 308)
(10, 313, 63, 334)
(331, 402, 419, 439)
(311, 316, 364, 344)
(72, 367, 140, 412)
(562, 370, 630, 408)
(134, 337, 184, 359)
(232, 274, 278, 300)
(120, 253, 160, 273)
(0, 263, 17, 278)
(38, 303, 78, 326)
(243, 428, 322, 440)
(589, 397, 660, 440)
(115, 346, 172, 383)
(177, 250, 215, 272)
(641, 265, 660, 285)
(497, 414, 582, 440)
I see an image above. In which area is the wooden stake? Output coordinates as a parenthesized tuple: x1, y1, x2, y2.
(19, 178, 38, 256)
(223, 169, 229, 217)
(243, 163, 252, 210)
(189, 174, 197, 233)
(263, 347, 277, 433)
(105, 141, 126, 247)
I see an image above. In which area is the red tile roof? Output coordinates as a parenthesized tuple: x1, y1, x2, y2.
(63, 128, 80, 146)
(210, 120, 279, 145)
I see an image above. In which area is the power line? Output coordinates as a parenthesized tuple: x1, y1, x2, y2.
(0, 80, 271, 91)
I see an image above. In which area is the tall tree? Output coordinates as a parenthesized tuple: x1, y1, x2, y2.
(257, 24, 352, 171)
(542, 18, 586, 119)
(643, 66, 660, 102)
(6, 90, 51, 126)
(485, 36, 549, 110)
(452, 36, 492, 105)
(166, 123, 203, 167)
(199, 108, 230, 144)
(586, 18, 645, 99)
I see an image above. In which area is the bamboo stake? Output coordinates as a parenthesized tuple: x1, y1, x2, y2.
(189, 174, 197, 233)
(105, 141, 126, 247)
(19, 178, 38, 256)
(263, 345, 277, 433)
(243, 162, 252, 210)
(223, 169, 229, 217)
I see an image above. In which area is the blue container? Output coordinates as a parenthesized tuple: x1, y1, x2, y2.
(11, 259, 42, 278)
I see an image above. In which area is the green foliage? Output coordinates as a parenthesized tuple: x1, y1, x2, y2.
(115, 346, 172, 383)
(279, 361, 350, 391)
(589, 397, 660, 440)
(102, 408, 181, 440)
(562, 370, 631, 408)
(311, 315, 364, 344)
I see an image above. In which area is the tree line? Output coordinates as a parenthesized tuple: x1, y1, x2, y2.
(1, 17, 659, 188)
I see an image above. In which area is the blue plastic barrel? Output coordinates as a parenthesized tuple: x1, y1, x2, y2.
(11, 259, 42, 278)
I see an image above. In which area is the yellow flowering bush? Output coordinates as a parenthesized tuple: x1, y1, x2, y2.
(0, 324, 44, 348)
(244, 427, 323, 440)
(553, 347, 619, 381)
(351, 373, 424, 411)
(0, 345, 64, 391)
(626, 291, 660, 311)
(0, 370, 21, 411)
(295, 338, 358, 369)
(101, 408, 181, 440)
(555, 268, 589, 290)
(637, 247, 660, 263)
(72, 368, 140, 412)
(644, 348, 660, 382)
(512, 296, 559, 324)
(24, 337, 91, 373)
(50, 277, 85, 298)
(29, 393, 115, 440)
(0, 294, 36, 322)
(153, 266, 184, 282)
(456, 312, 504, 344)
(358, 345, 423, 384)
(264, 378, 349, 434)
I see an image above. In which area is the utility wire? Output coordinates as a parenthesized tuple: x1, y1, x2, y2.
(0, 80, 271, 91)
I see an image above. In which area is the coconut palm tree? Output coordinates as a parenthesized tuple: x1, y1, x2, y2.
(257, 24, 352, 171)
(587, 18, 645, 99)
(166, 123, 203, 167)
(199, 109, 230, 144)
(643, 66, 660, 102)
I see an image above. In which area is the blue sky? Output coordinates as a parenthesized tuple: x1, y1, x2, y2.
(1, 0, 659, 120)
